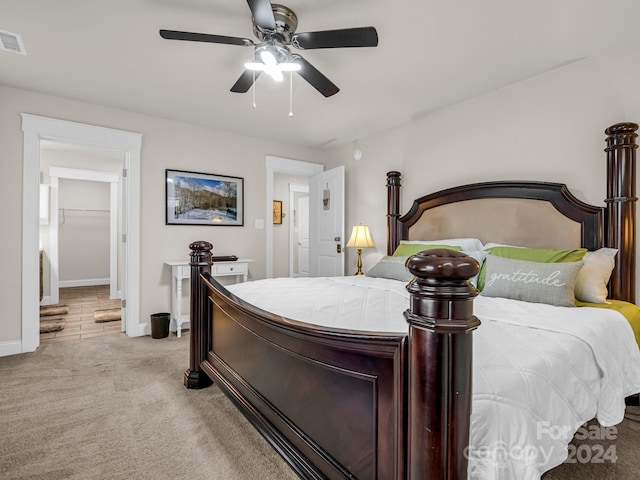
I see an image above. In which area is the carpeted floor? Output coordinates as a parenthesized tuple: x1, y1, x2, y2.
(0, 334, 298, 480)
(543, 406, 640, 479)
(0, 334, 638, 480)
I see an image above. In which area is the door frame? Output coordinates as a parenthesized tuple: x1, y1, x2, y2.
(21, 114, 142, 354)
(265, 156, 324, 278)
(47, 167, 120, 305)
(288, 183, 309, 277)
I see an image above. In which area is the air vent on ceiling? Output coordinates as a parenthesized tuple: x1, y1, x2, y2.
(0, 29, 26, 55)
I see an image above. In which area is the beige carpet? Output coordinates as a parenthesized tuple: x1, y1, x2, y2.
(543, 407, 640, 479)
(0, 334, 298, 480)
(93, 308, 121, 323)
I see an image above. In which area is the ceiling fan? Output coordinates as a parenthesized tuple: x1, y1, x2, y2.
(159, 0, 378, 97)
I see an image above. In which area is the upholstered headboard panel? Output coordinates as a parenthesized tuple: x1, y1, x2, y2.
(406, 197, 583, 250)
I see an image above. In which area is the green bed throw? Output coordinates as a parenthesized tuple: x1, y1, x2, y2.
(577, 299, 640, 347)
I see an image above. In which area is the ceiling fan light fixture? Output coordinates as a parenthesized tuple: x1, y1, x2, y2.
(278, 62, 300, 72)
(259, 48, 278, 66)
(269, 68, 284, 82)
(245, 42, 299, 81)
(245, 62, 267, 71)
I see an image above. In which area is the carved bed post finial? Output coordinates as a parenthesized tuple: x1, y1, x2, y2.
(605, 122, 638, 303)
(403, 249, 481, 480)
(387, 171, 402, 256)
(184, 241, 213, 389)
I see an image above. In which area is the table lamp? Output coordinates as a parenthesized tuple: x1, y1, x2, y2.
(346, 224, 375, 275)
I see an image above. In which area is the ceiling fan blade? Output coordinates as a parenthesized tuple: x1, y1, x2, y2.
(159, 29, 253, 47)
(230, 70, 262, 93)
(291, 27, 378, 49)
(293, 56, 339, 97)
(246, 0, 276, 32)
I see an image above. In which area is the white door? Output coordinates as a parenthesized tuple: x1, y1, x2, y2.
(309, 166, 345, 277)
(297, 196, 310, 276)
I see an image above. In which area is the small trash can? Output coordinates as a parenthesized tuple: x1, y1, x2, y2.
(150, 312, 170, 339)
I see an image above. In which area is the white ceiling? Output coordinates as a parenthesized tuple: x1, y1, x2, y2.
(2, 0, 640, 149)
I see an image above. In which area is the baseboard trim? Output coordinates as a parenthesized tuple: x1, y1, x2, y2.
(138, 322, 151, 337)
(59, 278, 110, 288)
(0, 340, 25, 357)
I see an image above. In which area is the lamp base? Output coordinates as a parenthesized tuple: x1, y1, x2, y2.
(354, 248, 364, 275)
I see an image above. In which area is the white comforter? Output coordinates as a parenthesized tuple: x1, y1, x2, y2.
(228, 276, 640, 479)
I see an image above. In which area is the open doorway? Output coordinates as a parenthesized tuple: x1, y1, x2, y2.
(265, 156, 324, 279)
(272, 174, 310, 278)
(38, 144, 124, 343)
(21, 114, 142, 354)
(289, 184, 309, 277)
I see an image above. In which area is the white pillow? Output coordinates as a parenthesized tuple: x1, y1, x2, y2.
(483, 242, 519, 250)
(400, 238, 484, 251)
(574, 248, 617, 304)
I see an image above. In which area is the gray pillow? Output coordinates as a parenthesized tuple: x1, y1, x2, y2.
(366, 256, 413, 282)
(481, 255, 583, 307)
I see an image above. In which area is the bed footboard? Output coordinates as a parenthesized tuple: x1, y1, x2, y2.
(186, 242, 480, 479)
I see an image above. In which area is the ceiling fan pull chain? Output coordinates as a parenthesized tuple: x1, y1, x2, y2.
(252, 70, 257, 109)
(289, 71, 294, 117)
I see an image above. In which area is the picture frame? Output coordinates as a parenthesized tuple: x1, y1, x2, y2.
(273, 200, 283, 225)
(166, 169, 244, 226)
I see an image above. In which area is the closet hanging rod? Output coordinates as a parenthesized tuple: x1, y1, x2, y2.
(58, 208, 110, 213)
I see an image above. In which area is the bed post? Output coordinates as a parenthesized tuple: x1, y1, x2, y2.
(403, 249, 480, 480)
(605, 122, 638, 304)
(184, 241, 213, 389)
(387, 171, 402, 256)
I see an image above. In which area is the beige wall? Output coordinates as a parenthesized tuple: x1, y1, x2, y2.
(57, 179, 110, 282)
(4, 41, 640, 346)
(323, 45, 640, 283)
(0, 85, 319, 344)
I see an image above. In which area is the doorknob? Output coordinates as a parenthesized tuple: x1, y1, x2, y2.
(337, 244, 342, 253)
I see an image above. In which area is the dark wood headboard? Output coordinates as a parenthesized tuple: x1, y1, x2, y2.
(386, 122, 638, 303)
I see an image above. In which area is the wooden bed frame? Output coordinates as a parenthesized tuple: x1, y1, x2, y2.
(185, 122, 637, 479)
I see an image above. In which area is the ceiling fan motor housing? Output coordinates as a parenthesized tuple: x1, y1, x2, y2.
(253, 4, 298, 42)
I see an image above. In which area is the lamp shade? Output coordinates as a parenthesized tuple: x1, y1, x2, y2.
(346, 225, 375, 249)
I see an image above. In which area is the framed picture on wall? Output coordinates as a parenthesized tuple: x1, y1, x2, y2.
(273, 200, 283, 224)
(166, 169, 244, 226)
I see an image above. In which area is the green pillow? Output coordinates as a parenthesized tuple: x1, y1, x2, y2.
(477, 246, 587, 291)
(393, 243, 462, 257)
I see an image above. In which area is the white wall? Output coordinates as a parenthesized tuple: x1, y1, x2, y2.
(323, 45, 640, 285)
(0, 84, 319, 344)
